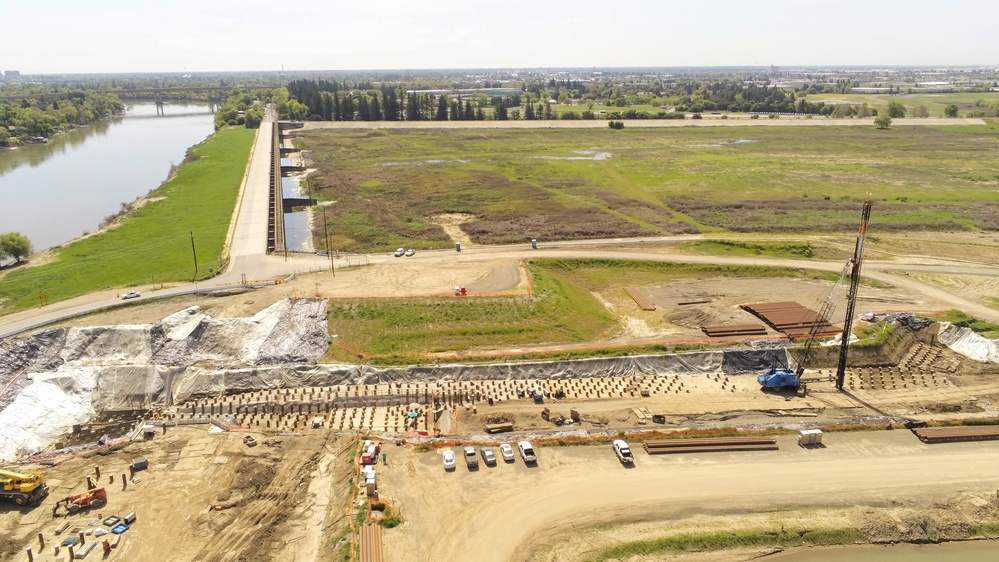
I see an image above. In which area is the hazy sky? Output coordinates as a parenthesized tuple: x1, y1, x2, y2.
(6, 0, 998, 74)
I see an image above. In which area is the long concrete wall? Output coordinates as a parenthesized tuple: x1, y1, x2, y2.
(269, 123, 285, 252)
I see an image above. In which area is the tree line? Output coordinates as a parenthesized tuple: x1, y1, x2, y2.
(0, 92, 124, 146)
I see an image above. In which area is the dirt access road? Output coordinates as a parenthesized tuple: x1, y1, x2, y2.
(381, 431, 999, 562)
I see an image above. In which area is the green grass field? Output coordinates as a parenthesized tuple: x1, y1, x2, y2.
(805, 92, 999, 117)
(0, 127, 255, 313)
(297, 124, 999, 253)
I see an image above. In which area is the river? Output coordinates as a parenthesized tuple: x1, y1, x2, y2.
(0, 102, 215, 252)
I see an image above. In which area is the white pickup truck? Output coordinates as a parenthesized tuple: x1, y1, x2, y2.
(613, 439, 634, 464)
(517, 441, 537, 463)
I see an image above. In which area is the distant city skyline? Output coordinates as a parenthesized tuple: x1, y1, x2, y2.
(6, 0, 998, 74)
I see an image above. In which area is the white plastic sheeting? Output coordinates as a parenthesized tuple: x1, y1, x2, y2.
(0, 299, 331, 461)
(936, 322, 999, 363)
(0, 297, 787, 460)
(0, 367, 98, 462)
(168, 349, 786, 403)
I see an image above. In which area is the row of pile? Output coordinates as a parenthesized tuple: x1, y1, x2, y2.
(643, 437, 779, 455)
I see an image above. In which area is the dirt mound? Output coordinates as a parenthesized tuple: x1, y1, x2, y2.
(855, 493, 999, 544)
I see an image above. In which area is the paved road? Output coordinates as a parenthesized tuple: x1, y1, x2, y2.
(5, 234, 999, 338)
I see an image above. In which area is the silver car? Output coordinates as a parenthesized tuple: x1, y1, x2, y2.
(480, 447, 497, 466)
(499, 443, 515, 462)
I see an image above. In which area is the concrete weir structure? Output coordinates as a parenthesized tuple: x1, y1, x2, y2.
(269, 121, 315, 253)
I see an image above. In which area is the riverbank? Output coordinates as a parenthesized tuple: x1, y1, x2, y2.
(0, 126, 255, 314)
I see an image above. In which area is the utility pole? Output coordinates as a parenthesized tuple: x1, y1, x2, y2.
(189, 231, 198, 281)
(322, 206, 334, 276)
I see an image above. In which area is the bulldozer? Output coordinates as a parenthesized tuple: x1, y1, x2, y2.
(52, 487, 107, 517)
(0, 468, 50, 506)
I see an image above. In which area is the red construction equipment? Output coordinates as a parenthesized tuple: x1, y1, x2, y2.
(53, 487, 107, 517)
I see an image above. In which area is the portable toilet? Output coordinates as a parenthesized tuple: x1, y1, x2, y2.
(455, 242, 461, 252)
(531, 238, 537, 249)
(797, 429, 814, 446)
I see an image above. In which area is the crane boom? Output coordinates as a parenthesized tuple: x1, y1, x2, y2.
(836, 199, 874, 389)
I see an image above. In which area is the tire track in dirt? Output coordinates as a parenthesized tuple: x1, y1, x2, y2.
(195, 441, 324, 562)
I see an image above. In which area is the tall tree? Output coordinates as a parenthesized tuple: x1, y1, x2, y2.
(357, 94, 371, 121)
(886, 101, 906, 118)
(943, 104, 959, 118)
(0, 232, 31, 263)
(405, 91, 421, 121)
(436, 94, 449, 121)
(370, 93, 383, 121)
(874, 115, 892, 129)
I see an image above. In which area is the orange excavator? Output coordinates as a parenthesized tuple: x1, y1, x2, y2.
(52, 487, 107, 516)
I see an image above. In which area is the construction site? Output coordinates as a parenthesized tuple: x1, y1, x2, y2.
(3, 199, 999, 562)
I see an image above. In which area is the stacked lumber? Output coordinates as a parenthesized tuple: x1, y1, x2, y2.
(740, 302, 840, 337)
(643, 437, 778, 455)
(701, 324, 767, 337)
(912, 426, 999, 444)
(625, 287, 656, 311)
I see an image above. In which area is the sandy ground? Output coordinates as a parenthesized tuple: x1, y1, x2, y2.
(0, 427, 355, 562)
(377, 430, 999, 562)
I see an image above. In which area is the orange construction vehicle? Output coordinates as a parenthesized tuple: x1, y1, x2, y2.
(52, 487, 107, 516)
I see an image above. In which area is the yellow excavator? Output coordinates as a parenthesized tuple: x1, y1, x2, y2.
(1, 468, 50, 506)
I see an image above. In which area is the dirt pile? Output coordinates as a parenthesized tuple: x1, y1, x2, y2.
(856, 492, 999, 544)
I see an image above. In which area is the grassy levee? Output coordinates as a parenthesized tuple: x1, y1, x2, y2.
(325, 259, 856, 364)
(298, 124, 999, 253)
(0, 127, 255, 314)
(584, 527, 865, 561)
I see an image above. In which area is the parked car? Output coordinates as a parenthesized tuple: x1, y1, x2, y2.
(405, 248, 416, 257)
(517, 440, 537, 463)
(499, 443, 515, 462)
(463, 446, 479, 468)
(612, 439, 634, 464)
(121, 291, 141, 300)
(480, 447, 497, 466)
(393, 248, 405, 257)
(442, 449, 456, 470)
